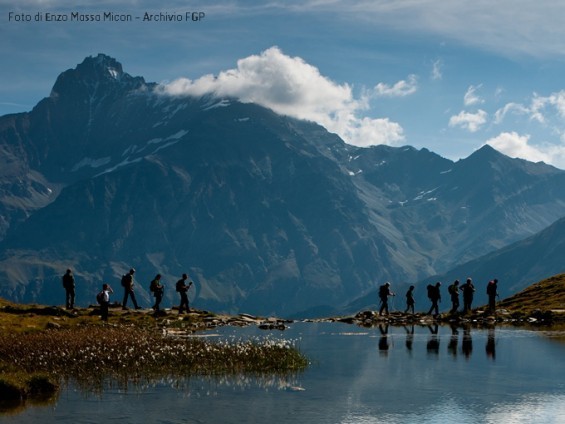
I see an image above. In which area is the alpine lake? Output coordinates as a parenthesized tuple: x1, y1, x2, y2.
(3, 320, 565, 424)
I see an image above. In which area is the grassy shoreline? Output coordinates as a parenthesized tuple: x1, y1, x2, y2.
(0, 299, 308, 413)
(1, 272, 564, 413)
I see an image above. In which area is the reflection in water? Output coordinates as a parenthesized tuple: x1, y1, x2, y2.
(371, 322, 502, 361)
(339, 394, 565, 424)
(403, 325, 414, 354)
(0, 393, 59, 416)
(370, 324, 500, 361)
(461, 325, 473, 359)
(448, 324, 459, 357)
(486, 326, 496, 360)
(378, 324, 390, 355)
(385, 323, 497, 361)
(426, 324, 440, 356)
(5, 323, 565, 424)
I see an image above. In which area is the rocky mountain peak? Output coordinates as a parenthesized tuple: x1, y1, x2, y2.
(49, 53, 147, 99)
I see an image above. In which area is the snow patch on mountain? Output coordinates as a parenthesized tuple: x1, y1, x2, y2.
(71, 156, 112, 172)
(96, 157, 143, 177)
(152, 140, 180, 153)
(166, 130, 189, 140)
(203, 99, 230, 111)
(121, 130, 189, 157)
(413, 188, 438, 201)
(162, 103, 188, 119)
(347, 169, 363, 176)
(94, 130, 190, 177)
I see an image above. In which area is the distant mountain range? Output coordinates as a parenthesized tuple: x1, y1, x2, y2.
(1, 54, 565, 316)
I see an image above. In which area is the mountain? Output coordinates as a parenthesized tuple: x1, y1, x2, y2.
(412, 214, 565, 309)
(2, 54, 565, 316)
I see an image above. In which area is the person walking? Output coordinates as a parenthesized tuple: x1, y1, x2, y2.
(378, 282, 395, 316)
(62, 268, 75, 309)
(448, 280, 460, 314)
(487, 279, 499, 314)
(405, 285, 415, 314)
(461, 278, 476, 313)
(150, 274, 164, 312)
(427, 282, 442, 317)
(176, 273, 193, 314)
(121, 268, 141, 310)
(98, 283, 113, 321)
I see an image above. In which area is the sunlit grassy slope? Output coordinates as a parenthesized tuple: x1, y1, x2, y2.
(497, 273, 565, 314)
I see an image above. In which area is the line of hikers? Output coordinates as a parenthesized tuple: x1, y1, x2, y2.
(62, 268, 195, 321)
(378, 278, 499, 317)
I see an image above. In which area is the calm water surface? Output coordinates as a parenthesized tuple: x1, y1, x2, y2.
(5, 322, 565, 424)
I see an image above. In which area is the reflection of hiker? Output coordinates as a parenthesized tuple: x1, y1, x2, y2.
(448, 280, 460, 314)
(98, 283, 113, 321)
(448, 323, 459, 357)
(460, 278, 476, 313)
(486, 279, 499, 313)
(427, 282, 442, 317)
(121, 268, 141, 310)
(176, 273, 193, 314)
(461, 324, 473, 359)
(378, 282, 395, 316)
(62, 268, 75, 309)
(486, 327, 496, 360)
(404, 325, 414, 352)
(378, 324, 390, 353)
(426, 324, 440, 355)
(405, 285, 415, 314)
(149, 274, 164, 312)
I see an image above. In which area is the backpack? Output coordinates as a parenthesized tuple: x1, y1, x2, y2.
(150, 279, 158, 293)
(121, 274, 128, 287)
(62, 273, 73, 289)
(378, 285, 388, 300)
(448, 284, 455, 295)
(427, 284, 434, 299)
(176, 279, 183, 292)
(96, 291, 105, 305)
(487, 281, 496, 295)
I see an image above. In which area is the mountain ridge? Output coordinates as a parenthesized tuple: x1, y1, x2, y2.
(2, 54, 565, 315)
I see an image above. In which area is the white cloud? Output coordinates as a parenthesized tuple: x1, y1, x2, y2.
(463, 84, 484, 106)
(374, 75, 418, 97)
(431, 60, 443, 81)
(530, 91, 565, 124)
(485, 132, 550, 163)
(494, 102, 529, 124)
(448, 110, 487, 132)
(159, 46, 405, 148)
(338, 117, 405, 148)
(494, 90, 565, 126)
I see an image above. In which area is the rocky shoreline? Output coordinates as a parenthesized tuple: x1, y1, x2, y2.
(2, 301, 564, 334)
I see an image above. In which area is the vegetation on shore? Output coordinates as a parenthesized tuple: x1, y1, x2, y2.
(0, 298, 307, 413)
(497, 273, 565, 319)
(1, 273, 563, 412)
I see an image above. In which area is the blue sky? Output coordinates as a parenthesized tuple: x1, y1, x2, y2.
(4, 1, 565, 168)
